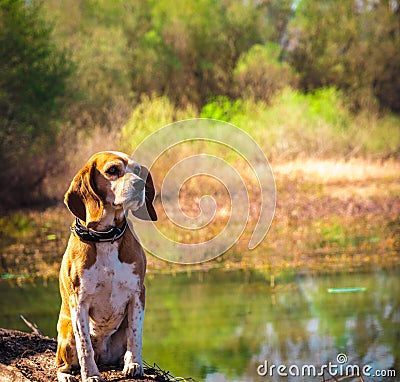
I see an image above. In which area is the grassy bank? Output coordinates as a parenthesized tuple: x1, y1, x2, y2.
(1, 158, 398, 281)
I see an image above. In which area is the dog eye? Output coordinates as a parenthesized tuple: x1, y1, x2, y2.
(106, 166, 119, 176)
(133, 166, 141, 176)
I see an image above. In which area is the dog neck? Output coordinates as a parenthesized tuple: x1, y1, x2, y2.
(92, 206, 126, 231)
(72, 206, 128, 243)
(72, 218, 127, 244)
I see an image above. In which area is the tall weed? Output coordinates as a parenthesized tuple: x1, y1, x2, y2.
(119, 95, 198, 153)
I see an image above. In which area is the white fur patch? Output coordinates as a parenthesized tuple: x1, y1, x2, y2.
(80, 242, 140, 334)
(72, 241, 143, 375)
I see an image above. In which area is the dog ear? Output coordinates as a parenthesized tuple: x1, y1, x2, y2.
(64, 162, 104, 228)
(132, 166, 157, 221)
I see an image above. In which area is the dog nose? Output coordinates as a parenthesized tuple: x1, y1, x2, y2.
(133, 179, 145, 192)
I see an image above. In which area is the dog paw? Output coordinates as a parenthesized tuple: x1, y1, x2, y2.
(57, 372, 78, 382)
(123, 362, 144, 377)
(86, 377, 105, 382)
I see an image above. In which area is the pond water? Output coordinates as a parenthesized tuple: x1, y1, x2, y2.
(0, 270, 398, 381)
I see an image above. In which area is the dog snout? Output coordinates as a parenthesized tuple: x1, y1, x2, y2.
(133, 179, 145, 192)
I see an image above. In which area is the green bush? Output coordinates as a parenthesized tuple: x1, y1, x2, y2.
(119, 95, 197, 153)
(200, 96, 244, 122)
(228, 88, 398, 159)
(120, 89, 399, 161)
(0, 0, 73, 209)
(233, 43, 298, 103)
(287, 0, 400, 112)
(126, 0, 267, 107)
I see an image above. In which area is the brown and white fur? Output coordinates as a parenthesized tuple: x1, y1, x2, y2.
(56, 151, 157, 382)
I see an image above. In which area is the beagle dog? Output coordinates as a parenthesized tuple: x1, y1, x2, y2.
(56, 151, 157, 382)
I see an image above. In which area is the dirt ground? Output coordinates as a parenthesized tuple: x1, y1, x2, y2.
(0, 328, 184, 382)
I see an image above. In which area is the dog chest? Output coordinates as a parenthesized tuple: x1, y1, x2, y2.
(80, 242, 140, 316)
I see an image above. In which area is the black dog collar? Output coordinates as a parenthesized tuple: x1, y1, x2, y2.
(71, 218, 128, 243)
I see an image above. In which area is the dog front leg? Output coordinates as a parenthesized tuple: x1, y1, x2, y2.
(70, 301, 103, 382)
(123, 285, 145, 377)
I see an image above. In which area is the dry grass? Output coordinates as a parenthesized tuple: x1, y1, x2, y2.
(273, 158, 400, 199)
(1, 158, 399, 279)
(273, 158, 399, 183)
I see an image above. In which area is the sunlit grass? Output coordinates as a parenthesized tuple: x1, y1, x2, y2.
(273, 158, 400, 182)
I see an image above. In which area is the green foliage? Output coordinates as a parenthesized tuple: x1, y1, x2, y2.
(120, 88, 399, 160)
(228, 88, 352, 157)
(233, 43, 298, 103)
(287, 0, 400, 111)
(241, 88, 400, 158)
(42, 0, 134, 129)
(126, 0, 267, 106)
(67, 26, 132, 128)
(0, 0, 73, 208)
(227, 88, 398, 158)
(2, 0, 400, 209)
(120, 95, 197, 153)
(353, 113, 400, 155)
(302, 88, 349, 128)
(263, 0, 294, 43)
(200, 96, 244, 122)
(0, 0, 71, 141)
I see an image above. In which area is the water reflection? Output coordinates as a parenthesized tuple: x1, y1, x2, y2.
(143, 271, 399, 381)
(0, 270, 398, 381)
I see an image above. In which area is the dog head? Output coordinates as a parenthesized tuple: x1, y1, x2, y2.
(64, 151, 157, 229)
